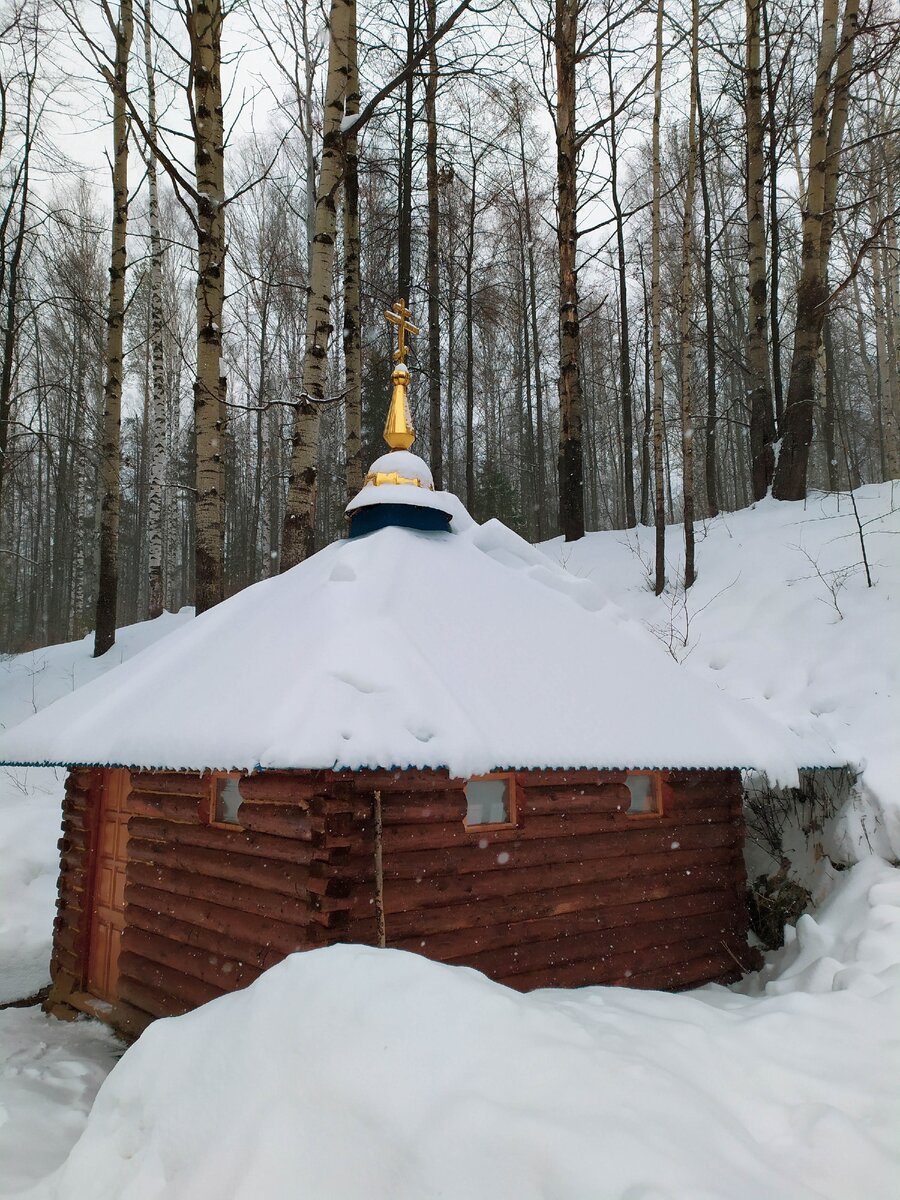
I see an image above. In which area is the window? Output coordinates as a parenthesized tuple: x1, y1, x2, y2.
(625, 772, 663, 817)
(204, 773, 243, 827)
(464, 773, 517, 830)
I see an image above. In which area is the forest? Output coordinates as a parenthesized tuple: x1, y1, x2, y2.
(0, 0, 896, 653)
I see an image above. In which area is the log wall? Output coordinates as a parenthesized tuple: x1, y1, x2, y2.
(46, 768, 100, 1012)
(344, 769, 751, 990)
(46, 765, 751, 1034)
(114, 771, 359, 1025)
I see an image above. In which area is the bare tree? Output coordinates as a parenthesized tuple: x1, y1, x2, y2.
(94, 0, 134, 656)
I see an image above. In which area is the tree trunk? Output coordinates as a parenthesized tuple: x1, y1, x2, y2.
(555, 0, 584, 541)
(607, 48, 635, 528)
(281, 0, 352, 570)
(773, 0, 859, 500)
(517, 108, 547, 539)
(188, 0, 227, 611)
(144, 0, 167, 620)
(651, 0, 666, 592)
(874, 209, 900, 478)
(397, 0, 415, 303)
(696, 85, 718, 518)
(679, 0, 698, 587)
(465, 158, 476, 513)
(94, 0, 134, 656)
(745, 0, 775, 501)
(425, 0, 443, 488)
(343, 3, 363, 502)
(822, 314, 838, 489)
(761, 0, 783, 430)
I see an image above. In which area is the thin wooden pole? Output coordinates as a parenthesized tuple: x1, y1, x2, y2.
(373, 789, 386, 948)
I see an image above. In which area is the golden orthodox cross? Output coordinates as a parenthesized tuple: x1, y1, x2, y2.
(384, 299, 420, 364)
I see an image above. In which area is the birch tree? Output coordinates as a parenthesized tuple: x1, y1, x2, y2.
(143, 0, 166, 620)
(772, 0, 860, 500)
(745, 0, 775, 500)
(650, 0, 665, 593)
(280, 0, 353, 571)
(188, 0, 227, 612)
(94, 0, 134, 656)
(679, 0, 698, 588)
(554, 0, 585, 541)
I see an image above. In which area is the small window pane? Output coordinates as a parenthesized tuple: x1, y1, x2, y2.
(215, 777, 242, 825)
(465, 778, 510, 826)
(625, 775, 657, 814)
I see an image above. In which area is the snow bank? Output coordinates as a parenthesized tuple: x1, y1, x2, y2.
(36, 859, 900, 1200)
(543, 485, 900, 857)
(0, 612, 192, 1002)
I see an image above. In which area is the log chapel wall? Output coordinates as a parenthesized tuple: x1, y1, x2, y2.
(46, 765, 750, 1033)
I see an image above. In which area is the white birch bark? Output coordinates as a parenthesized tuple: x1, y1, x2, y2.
(281, 0, 352, 570)
(144, 0, 167, 619)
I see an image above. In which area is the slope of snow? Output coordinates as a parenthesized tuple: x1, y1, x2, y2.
(25, 857, 899, 1200)
(0, 522, 837, 782)
(542, 485, 900, 857)
(0, 612, 192, 1003)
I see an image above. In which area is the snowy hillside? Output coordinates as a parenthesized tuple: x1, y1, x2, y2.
(543, 484, 900, 861)
(0, 611, 192, 1004)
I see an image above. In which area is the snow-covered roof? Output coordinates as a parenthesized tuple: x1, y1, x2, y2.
(0, 515, 839, 781)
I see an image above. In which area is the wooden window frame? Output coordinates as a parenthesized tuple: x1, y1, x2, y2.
(463, 771, 519, 832)
(200, 771, 245, 830)
(623, 770, 665, 820)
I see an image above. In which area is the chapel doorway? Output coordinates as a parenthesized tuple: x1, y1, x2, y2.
(86, 768, 131, 1003)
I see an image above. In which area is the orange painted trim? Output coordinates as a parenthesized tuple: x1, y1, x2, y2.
(200, 770, 245, 829)
(623, 770, 665, 819)
(462, 771, 519, 832)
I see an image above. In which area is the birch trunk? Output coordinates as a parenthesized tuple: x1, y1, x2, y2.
(877, 213, 900, 479)
(188, 0, 227, 612)
(607, 47, 635, 528)
(680, 0, 698, 588)
(342, 2, 363, 502)
(425, 0, 443, 489)
(144, 0, 166, 620)
(94, 0, 134, 656)
(773, 0, 859, 500)
(517, 108, 547, 538)
(745, 0, 775, 500)
(697, 86, 718, 517)
(281, 0, 352, 570)
(555, 0, 584, 541)
(651, 0, 666, 593)
(887, 215, 900, 478)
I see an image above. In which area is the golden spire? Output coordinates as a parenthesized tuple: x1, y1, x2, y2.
(383, 299, 419, 451)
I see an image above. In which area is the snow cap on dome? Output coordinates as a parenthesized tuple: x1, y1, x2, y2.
(346, 299, 457, 537)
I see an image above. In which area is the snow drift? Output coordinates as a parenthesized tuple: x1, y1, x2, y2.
(34, 858, 900, 1200)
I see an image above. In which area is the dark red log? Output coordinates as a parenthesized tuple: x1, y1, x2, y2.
(124, 886, 321, 952)
(128, 791, 201, 823)
(122, 927, 262, 993)
(388, 888, 736, 960)
(126, 860, 317, 925)
(125, 902, 291, 970)
(118, 952, 223, 1010)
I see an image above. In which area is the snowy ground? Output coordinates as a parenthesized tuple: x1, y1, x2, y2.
(7, 855, 900, 1200)
(0, 612, 191, 1004)
(0, 487, 897, 1197)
